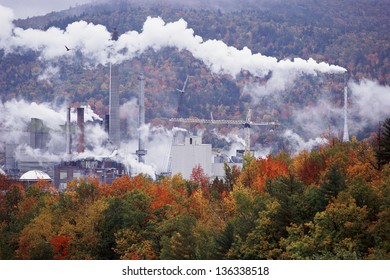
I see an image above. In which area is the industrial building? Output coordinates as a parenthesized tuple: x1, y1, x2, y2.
(169, 135, 243, 180)
(54, 158, 126, 191)
(28, 118, 50, 150)
(4, 118, 56, 180)
(19, 170, 52, 188)
(2, 104, 127, 190)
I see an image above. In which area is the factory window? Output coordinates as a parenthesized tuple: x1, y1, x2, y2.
(73, 171, 81, 179)
(60, 171, 67, 180)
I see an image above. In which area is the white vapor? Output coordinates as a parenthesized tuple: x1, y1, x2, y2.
(283, 129, 328, 155)
(0, 5, 346, 83)
(350, 79, 390, 129)
(0, 98, 189, 179)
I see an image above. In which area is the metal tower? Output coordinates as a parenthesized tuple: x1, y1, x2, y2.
(76, 107, 85, 153)
(109, 29, 120, 148)
(168, 109, 279, 153)
(342, 86, 349, 142)
(136, 73, 147, 163)
(66, 107, 72, 155)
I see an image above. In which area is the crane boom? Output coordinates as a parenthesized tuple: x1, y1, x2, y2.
(168, 117, 278, 126)
(167, 112, 279, 152)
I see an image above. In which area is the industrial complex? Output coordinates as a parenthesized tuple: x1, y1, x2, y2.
(0, 29, 246, 189)
(0, 28, 351, 190)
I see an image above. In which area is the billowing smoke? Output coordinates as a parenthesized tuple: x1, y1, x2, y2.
(0, 98, 188, 178)
(0, 5, 345, 83)
(349, 79, 390, 130)
(282, 130, 328, 155)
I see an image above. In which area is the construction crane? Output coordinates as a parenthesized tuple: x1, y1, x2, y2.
(168, 109, 279, 153)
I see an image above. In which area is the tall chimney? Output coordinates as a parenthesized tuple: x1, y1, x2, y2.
(104, 114, 110, 133)
(136, 73, 147, 163)
(77, 107, 85, 153)
(342, 86, 349, 142)
(109, 28, 120, 148)
(66, 108, 72, 155)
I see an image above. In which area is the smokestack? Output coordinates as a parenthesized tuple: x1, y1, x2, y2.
(343, 86, 349, 142)
(66, 108, 72, 155)
(104, 114, 110, 133)
(28, 118, 49, 150)
(109, 28, 120, 148)
(77, 107, 85, 153)
(136, 73, 147, 163)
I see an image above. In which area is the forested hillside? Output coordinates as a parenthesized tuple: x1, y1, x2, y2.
(1, 0, 389, 127)
(1, 138, 389, 259)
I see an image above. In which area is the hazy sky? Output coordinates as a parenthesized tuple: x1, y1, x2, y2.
(0, 0, 94, 19)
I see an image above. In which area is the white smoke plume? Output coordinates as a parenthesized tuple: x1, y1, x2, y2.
(349, 79, 390, 130)
(0, 99, 101, 158)
(0, 5, 346, 82)
(37, 65, 60, 82)
(212, 128, 246, 148)
(283, 129, 328, 155)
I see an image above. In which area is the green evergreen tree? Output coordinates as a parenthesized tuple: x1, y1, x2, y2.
(318, 166, 346, 211)
(213, 223, 235, 259)
(377, 118, 390, 169)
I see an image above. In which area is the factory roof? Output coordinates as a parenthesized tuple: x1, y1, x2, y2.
(20, 170, 51, 181)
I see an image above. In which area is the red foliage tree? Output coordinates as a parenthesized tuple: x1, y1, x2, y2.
(50, 236, 70, 260)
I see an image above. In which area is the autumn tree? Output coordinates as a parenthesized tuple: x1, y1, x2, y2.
(97, 189, 153, 260)
(293, 149, 326, 186)
(190, 165, 210, 191)
(223, 163, 241, 191)
(159, 215, 197, 260)
(50, 235, 70, 260)
(239, 156, 288, 193)
(280, 189, 380, 260)
(16, 210, 56, 259)
(59, 198, 108, 259)
(231, 198, 283, 259)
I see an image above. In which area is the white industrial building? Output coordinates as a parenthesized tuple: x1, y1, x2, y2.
(170, 136, 242, 180)
(170, 136, 213, 179)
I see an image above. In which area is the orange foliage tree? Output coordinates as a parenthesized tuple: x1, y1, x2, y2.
(293, 150, 326, 186)
(239, 156, 288, 193)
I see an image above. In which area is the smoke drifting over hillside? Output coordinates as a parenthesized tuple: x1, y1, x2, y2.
(0, 5, 345, 80)
(1, 4, 389, 175)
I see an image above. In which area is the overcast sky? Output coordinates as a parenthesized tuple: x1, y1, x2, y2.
(0, 0, 95, 19)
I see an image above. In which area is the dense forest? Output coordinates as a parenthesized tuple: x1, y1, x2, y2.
(1, 133, 389, 259)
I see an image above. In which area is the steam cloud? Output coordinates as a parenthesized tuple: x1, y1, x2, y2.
(0, 99, 183, 178)
(0, 5, 346, 81)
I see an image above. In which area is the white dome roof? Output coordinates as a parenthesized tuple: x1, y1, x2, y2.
(20, 170, 51, 181)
